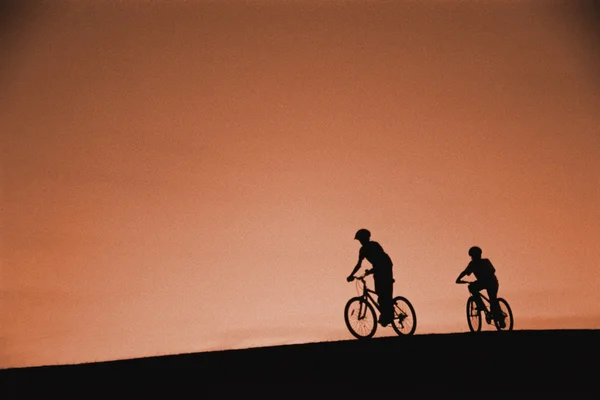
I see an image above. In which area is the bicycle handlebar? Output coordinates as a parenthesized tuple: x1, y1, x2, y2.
(348, 269, 373, 282)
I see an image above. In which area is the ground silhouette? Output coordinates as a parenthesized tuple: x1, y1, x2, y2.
(2, 329, 598, 395)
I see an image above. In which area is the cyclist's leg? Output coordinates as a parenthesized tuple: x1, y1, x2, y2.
(487, 279, 505, 326)
(375, 278, 393, 324)
(383, 294, 394, 323)
(468, 281, 486, 311)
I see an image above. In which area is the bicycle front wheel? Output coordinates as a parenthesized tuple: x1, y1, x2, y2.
(344, 297, 377, 339)
(466, 296, 482, 332)
(391, 296, 417, 336)
(494, 298, 514, 331)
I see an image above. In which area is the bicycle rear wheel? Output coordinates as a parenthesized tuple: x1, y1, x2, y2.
(391, 296, 416, 336)
(494, 298, 514, 331)
(466, 296, 482, 332)
(344, 297, 377, 339)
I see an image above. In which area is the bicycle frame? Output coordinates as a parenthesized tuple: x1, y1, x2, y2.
(355, 276, 383, 315)
(473, 292, 492, 313)
(459, 281, 493, 315)
(475, 291, 506, 317)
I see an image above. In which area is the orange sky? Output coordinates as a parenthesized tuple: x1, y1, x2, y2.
(2, 0, 600, 368)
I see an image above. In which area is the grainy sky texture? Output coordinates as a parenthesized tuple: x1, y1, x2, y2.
(2, 0, 600, 368)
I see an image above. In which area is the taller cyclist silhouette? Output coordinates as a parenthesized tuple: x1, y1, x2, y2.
(347, 229, 394, 326)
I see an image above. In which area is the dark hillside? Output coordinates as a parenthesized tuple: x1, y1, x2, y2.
(2, 329, 598, 396)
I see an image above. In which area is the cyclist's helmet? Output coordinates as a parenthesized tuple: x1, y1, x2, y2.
(468, 246, 482, 257)
(354, 229, 371, 241)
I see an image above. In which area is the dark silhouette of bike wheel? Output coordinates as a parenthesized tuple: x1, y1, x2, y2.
(466, 297, 482, 332)
(344, 297, 377, 339)
(391, 296, 417, 336)
(494, 298, 514, 331)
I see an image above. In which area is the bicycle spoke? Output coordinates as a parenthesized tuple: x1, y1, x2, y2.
(344, 298, 377, 339)
(467, 297, 482, 332)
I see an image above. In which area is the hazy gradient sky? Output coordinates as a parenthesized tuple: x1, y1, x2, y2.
(2, 0, 600, 368)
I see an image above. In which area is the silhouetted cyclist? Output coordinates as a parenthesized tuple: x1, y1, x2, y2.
(347, 229, 394, 326)
(455, 246, 506, 328)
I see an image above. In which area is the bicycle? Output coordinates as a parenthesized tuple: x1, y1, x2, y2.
(457, 279, 514, 332)
(344, 273, 417, 339)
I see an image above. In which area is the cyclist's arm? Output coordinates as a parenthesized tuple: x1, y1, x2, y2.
(456, 262, 474, 283)
(347, 256, 364, 280)
(455, 269, 470, 283)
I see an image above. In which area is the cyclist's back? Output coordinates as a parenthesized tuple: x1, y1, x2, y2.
(464, 257, 496, 285)
(359, 240, 393, 278)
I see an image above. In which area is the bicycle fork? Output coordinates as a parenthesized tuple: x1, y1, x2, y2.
(358, 299, 369, 320)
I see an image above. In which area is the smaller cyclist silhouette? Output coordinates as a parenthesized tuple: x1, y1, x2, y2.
(347, 229, 395, 326)
(455, 246, 506, 328)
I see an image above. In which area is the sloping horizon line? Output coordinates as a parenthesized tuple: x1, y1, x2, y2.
(3, 327, 598, 371)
